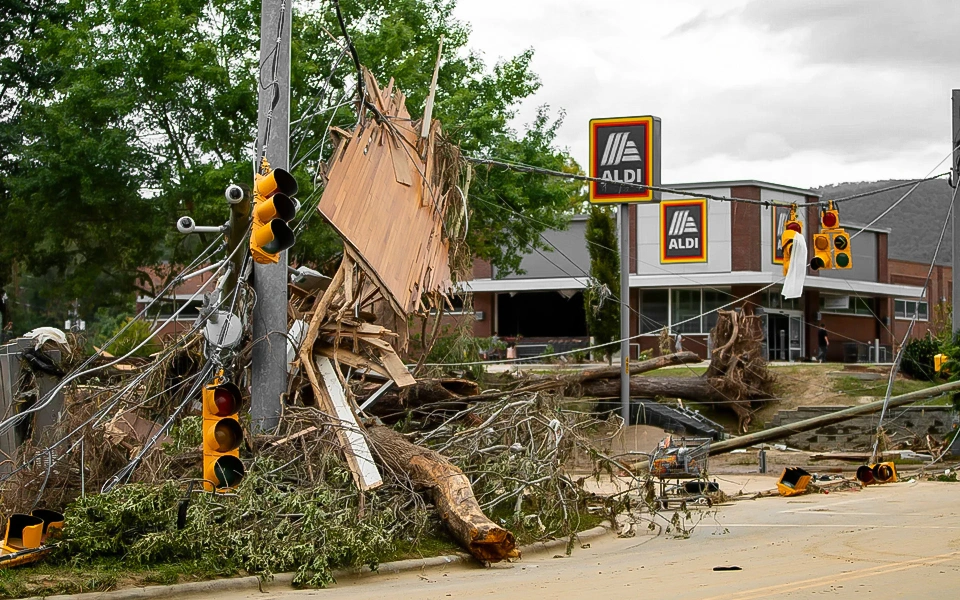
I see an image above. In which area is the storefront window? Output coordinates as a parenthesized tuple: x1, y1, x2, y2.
(640, 289, 669, 334)
(703, 290, 727, 332)
(671, 289, 701, 334)
(895, 299, 928, 321)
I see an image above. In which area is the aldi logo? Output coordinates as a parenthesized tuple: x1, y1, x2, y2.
(589, 116, 661, 204)
(661, 199, 707, 263)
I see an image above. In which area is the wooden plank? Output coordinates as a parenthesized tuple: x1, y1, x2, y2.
(358, 337, 417, 387)
(315, 357, 382, 491)
(315, 344, 390, 379)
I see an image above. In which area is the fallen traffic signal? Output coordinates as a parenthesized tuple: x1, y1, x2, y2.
(250, 163, 299, 264)
(202, 380, 246, 492)
(0, 509, 64, 568)
(856, 462, 898, 485)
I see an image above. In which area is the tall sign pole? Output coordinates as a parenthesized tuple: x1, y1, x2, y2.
(589, 116, 661, 425)
(951, 90, 960, 336)
(619, 204, 630, 423)
(252, 0, 292, 433)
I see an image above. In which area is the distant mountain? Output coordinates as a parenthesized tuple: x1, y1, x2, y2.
(816, 179, 955, 266)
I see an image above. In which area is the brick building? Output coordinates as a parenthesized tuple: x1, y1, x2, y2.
(465, 180, 926, 362)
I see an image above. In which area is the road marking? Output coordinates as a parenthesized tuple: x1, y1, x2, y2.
(701, 550, 960, 600)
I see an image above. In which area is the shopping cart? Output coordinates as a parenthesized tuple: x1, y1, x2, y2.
(649, 436, 715, 510)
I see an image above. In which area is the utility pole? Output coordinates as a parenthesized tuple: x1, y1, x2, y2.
(619, 204, 630, 424)
(951, 89, 960, 336)
(252, 0, 292, 433)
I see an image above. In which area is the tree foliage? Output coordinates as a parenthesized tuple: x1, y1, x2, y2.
(1, 0, 578, 331)
(583, 205, 619, 363)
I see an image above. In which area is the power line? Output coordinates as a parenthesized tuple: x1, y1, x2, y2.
(466, 154, 949, 208)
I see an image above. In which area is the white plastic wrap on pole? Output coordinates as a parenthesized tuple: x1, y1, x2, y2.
(781, 234, 807, 299)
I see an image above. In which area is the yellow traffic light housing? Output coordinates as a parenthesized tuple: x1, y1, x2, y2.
(250, 162, 299, 264)
(855, 462, 898, 485)
(779, 205, 802, 277)
(809, 232, 832, 271)
(811, 201, 852, 270)
(832, 231, 851, 269)
(202, 381, 245, 492)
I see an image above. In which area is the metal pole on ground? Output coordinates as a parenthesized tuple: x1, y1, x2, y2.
(251, 0, 292, 433)
(620, 203, 630, 424)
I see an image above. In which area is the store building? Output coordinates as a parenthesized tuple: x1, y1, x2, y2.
(465, 180, 926, 362)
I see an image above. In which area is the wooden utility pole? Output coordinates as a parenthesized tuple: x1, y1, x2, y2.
(252, 0, 292, 433)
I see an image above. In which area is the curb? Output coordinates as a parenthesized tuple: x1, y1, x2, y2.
(26, 523, 613, 600)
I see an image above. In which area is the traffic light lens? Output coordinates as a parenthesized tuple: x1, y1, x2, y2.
(212, 455, 245, 488)
(821, 211, 838, 228)
(836, 253, 850, 267)
(785, 222, 801, 233)
(213, 389, 238, 416)
(834, 235, 848, 250)
(814, 236, 829, 251)
(810, 257, 824, 271)
(212, 420, 243, 452)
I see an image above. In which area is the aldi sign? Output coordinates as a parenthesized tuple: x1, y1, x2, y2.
(589, 116, 661, 203)
(660, 199, 707, 263)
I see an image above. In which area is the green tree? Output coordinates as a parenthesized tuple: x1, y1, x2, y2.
(583, 205, 619, 364)
(1, 0, 578, 330)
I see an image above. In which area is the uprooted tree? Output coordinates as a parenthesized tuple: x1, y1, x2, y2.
(388, 310, 776, 433)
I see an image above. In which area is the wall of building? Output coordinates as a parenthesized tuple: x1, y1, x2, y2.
(889, 259, 953, 341)
(635, 188, 732, 276)
(495, 217, 589, 280)
(730, 186, 761, 271)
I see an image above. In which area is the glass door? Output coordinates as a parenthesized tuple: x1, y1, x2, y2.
(789, 314, 803, 362)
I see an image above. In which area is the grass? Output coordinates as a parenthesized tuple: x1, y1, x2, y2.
(832, 375, 941, 398)
(646, 366, 707, 378)
(0, 559, 229, 599)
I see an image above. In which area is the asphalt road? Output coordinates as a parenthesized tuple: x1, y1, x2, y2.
(202, 478, 960, 600)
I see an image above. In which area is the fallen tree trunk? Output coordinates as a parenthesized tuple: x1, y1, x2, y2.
(366, 425, 519, 562)
(579, 375, 730, 403)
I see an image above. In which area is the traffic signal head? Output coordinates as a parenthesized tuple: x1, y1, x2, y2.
(832, 232, 851, 269)
(809, 233, 832, 270)
(202, 381, 245, 491)
(250, 167, 299, 264)
(780, 219, 802, 276)
(856, 462, 897, 485)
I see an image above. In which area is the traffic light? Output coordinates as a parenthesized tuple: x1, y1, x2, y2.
(832, 230, 851, 269)
(202, 381, 245, 492)
(855, 462, 898, 485)
(250, 165, 299, 264)
(810, 233, 832, 271)
(810, 202, 852, 270)
(780, 208, 802, 277)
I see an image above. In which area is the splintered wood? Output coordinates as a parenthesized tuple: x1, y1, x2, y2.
(317, 68, 459, 316)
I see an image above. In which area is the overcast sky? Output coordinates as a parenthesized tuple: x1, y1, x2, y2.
(453, 0, 959, 189)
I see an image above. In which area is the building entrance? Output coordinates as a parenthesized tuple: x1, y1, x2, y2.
(763, 310, 803, 362)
